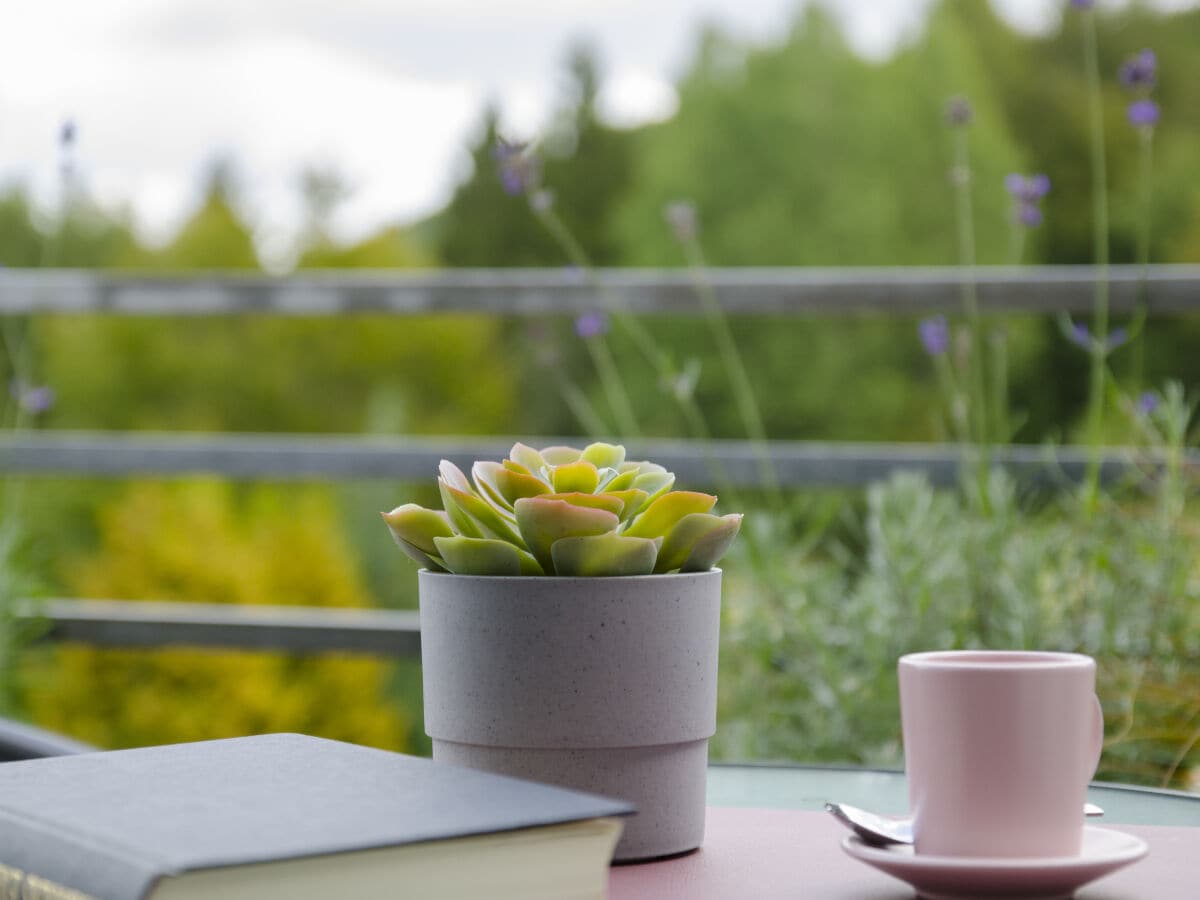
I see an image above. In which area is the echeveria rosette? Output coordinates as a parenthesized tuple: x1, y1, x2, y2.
(381, 442, 742, 577)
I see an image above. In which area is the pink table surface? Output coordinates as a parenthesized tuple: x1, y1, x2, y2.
(609, 807, 1197, 899)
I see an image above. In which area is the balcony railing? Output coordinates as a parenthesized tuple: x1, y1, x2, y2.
(3, 265, 1197, 657)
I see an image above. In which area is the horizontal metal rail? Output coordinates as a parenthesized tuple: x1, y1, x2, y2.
(23, 599, 1200, 663)
(0, 431, 1189, 486)
(1, 266, 1199, 316)
(25, 599, 421, 657)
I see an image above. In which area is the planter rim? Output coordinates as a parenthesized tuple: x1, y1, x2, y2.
(418, 567, 721, 584)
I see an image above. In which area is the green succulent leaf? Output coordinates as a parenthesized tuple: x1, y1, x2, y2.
(679, 513, 743, 572)
(514, 497, 620, 574)
(380, 504, 454, 555)
(631, 471, 676, 502)
(600, 468, 639, 492)
(655, 512, 742, 573)
(508, 443, 545, 475)
(540, 445, 583, 466)
(544, 492, 625, 516)
(600, 489, 650, 522)
(630, 461, 667, 475)
(438, 459, 474, 493)
(496, 467, 553, 502)
(471, 461, 512, 510)
(473, 461, 551, 511)
(623, 490, 715, 539)
(436, 478, 483, 538)
(502, 459, 534, 477)
(433, 536, 544, 576)
(552, 460, 600, 494)
(439, 478, 526, 548)
(388, 535, 449, 572)
(581, 442, 626, 470)
(551, 534, 661, 577)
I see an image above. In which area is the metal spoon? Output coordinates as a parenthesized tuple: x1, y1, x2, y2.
(824, 801, 1105, 848)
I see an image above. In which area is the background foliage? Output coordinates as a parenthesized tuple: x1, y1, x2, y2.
(0, 0, 1197, 784)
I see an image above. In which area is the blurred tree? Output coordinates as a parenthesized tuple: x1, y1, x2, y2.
(22, 480, 413, 750)
(434, 104, 558, 266)
(129, 160, 259, 270)
(297, 165, 353, 251)
(434, 41, 636, 267)
(0, 188, 44, 267)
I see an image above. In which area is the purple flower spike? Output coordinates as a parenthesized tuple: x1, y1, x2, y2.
(1136, 392, 1159, 415)
(1007, 174, 1050, 228)
(1105, 327, 1128, 351)
(1005, 173, 1051, 202)
(10, 381, 55, 415)
(1127, 99, 1160, 128)
(1119, 49, 1157, 90)
(1069, 322, 1091, 348)
(944, 96, 973, 127)
(492, 138, 542, 196)
(575, 312, 609, 339)
(1016, 203, 1043, 228)
(919, 316, 949, 356)
(1070, 0, 1094, 9)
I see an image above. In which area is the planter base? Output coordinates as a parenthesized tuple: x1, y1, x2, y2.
(433, 737, 709, 863)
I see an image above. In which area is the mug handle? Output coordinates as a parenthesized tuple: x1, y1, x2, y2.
(1086, 693, 1105, 778)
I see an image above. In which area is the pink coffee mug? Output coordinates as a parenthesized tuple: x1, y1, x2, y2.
(898, 650, 1104, 858)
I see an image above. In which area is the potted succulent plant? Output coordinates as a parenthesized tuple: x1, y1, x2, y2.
(382, 441, 742, 862)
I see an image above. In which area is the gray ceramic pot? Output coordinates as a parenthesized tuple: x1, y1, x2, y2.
(418, 569, 722, 862)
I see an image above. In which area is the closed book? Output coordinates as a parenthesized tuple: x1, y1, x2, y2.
(0, 733, 633, 900)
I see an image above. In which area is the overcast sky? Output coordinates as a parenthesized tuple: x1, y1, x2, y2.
(0, 0, 1192, 265)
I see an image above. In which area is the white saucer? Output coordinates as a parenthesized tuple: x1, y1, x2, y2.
(841, 826, 1148, 900)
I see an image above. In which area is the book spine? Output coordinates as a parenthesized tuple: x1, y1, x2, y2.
(0, 812, 159, 900)
(0, 862, 95, 900)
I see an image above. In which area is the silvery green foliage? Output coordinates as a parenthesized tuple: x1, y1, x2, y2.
(715, 429, 1200, 786)
(382, 442, 741, 576)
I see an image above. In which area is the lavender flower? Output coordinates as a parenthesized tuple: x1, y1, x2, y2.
(574, 312, 608, 339)
(9, 381, 55, 415)
(919, 316, 949, 356)
(664, 201, 698, 242)
(1069, 0, 1094, 9)
(1136, 391, 1159, 415)
(944, 96, 972, 127)
(492, 139, 542, 196)
(1119, 49, 1157, 90)
(1105, 327, 1128, 351)
(1006, 174, 1050, 229)
(1069, 322, 1091, 348)
(1016, 204, 1043, 227)
(1005, 174, 1051, 203)
(1127, 99, 1160, 128)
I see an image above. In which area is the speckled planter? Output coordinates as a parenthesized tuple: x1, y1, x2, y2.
(418, 569, 722, 863)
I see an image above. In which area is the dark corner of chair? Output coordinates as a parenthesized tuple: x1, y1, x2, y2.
(0, 717, 96, 762)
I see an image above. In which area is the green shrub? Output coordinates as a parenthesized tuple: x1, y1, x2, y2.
(24, 480, 411, 751)
(714, 471, 1200, 788)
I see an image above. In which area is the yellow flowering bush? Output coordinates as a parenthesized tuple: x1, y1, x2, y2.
(24, 479, 410, 751)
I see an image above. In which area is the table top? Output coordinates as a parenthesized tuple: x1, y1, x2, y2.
(706, 763, 1200, 827)
(609, 807, 1197, 899)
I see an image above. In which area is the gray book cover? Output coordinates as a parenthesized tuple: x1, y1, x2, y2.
(0, 733, 634, 900)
